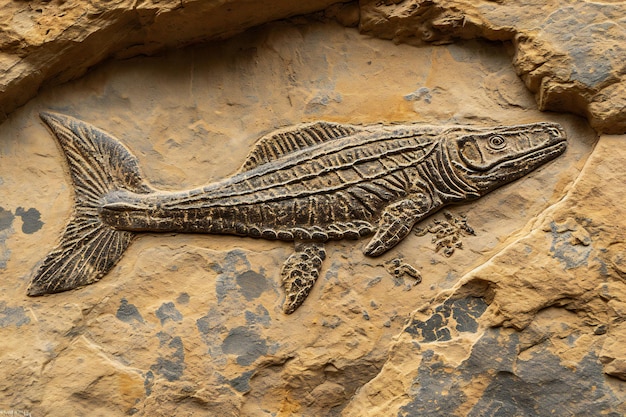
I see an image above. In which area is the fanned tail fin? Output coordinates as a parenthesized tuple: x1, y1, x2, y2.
(28, 112, 152, 296)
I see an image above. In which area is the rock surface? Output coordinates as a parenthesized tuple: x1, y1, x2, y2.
(0, 1, 624, 133)
(343, 133, 626, 416)
(359, 0, 626, 133)
(0, 1, 624, 416)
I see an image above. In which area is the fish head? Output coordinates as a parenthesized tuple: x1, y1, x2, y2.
(450, 122, 567, 193)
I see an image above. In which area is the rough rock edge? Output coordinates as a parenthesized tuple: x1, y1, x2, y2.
(0, 1, 624, 134)
(343, 134, 626, 414)
(0, 0, 344, 119)
(358, 0, 626, 134)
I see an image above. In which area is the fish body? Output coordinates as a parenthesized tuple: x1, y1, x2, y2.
(28, 113, 567, 313)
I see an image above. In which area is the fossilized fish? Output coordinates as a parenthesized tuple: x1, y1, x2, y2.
(28, 113, 567, 313)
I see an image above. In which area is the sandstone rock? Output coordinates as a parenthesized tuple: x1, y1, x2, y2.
(0, 0, 341, 120)
(0, 2, 623, 416)
(359, 0, 626, 133)
(344, 134, 626, 415)
(0, 1, 624, 135)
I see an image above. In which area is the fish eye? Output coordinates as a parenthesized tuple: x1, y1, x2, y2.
(547, 127, 561, 137)
(488, 135, 507, 150)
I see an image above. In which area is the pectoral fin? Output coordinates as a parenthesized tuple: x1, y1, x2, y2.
(281, 242, 326, 314)
(364, 194, 433, 257)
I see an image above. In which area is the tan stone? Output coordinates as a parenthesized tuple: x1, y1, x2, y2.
(344, 134, 626, 415)
(0, 0, 342, 119)
(0, 1, 623, 135)
(0, 2, 623, 416)
(359, 0, 626, 133)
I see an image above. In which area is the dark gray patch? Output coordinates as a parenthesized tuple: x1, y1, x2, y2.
(548, 221, 592, 269)
(405, 297, 487, 342)
(15, 207, 44, 234)
(398, 326, 624, 416)
(155, 302, 183, 325)
(215, 273, 237, 304)
(469, 350, 622, 417)
(405, 312, 451, 342)
(404, 87, 432, 103)
(398, 330, 518, 416)
(398, 349, 467, 417)
(0, 207, 14, 231)
(196, 316, 212, 335)
(222, 326, 268, 366)
(144, 370, 154, 396)
(176, 292, 190, 304)
(116, 298, 144, 324)
(595, 253, 609, 277)
(151, 335, 185, 382)
(196, 308, 225, 336)
(236, 270, 268, 300)
(215, 250, 251, 304)
(195, 308, 230, 360)
(0, 302, 30, 327)
(453, 297, 488, 333)
(0, 239, 10, 269)
(244, 305, 271, 327)
(229, 370, 255, 393)
(156, 331, 171, 346)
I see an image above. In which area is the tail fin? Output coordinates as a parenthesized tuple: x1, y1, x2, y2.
(28, 112, 152, 296)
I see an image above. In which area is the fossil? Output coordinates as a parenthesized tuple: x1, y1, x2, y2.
(414, 210, 475, 257)
(28, 113, 567, 313)
(384, 258, 422, 282)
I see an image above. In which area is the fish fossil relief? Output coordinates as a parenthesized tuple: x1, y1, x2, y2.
(28, 113, 567, 313)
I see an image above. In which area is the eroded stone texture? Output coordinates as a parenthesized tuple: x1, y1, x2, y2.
(359, 0, 626, 133)
(0, 1, 623, 135)
(343, 135, 626, 415)
(0, 0, 343, 119)
(0, 16, 603, 416)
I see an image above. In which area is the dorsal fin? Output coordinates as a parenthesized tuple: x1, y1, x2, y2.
(238, 121, 361, 172)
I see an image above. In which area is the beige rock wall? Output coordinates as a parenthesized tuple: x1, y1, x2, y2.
(0, 1, 625, 416)
(359, 0, 626, 134)
(0, 1, 623, 134)
(0, 0, 344, 119)
(344, 133, 626, 416)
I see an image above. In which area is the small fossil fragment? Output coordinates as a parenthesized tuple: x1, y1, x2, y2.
(415, 211, 475, 257)
(385, 258, 422, 283)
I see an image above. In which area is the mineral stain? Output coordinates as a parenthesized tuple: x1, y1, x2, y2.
(0, 207, 14, 231)
(151, 335, 185, 381)
(15, 207, 43, 234)
(155, 302, 183, 325)
(0, 302, 30, 327)
(229, 370, 255, 393)
(404, 296, 488, 342)
(116, 298, 144, 324)
(236, 270, 268, 301)
(222, 326, 268, 366)
(398, 328, 623, 416)
(0, 207, 15, 269)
